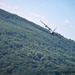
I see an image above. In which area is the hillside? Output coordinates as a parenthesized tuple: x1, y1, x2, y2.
(0, 9, 75, 75)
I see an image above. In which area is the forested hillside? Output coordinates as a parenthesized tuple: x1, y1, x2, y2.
(0, 9, 75, 75)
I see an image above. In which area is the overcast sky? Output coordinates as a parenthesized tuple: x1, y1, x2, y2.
(0, 0, 75, 41)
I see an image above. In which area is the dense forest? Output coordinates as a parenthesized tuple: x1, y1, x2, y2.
(0, 9, 75, 75)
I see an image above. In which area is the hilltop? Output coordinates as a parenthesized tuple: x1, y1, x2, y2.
(0, 9, 75, 75)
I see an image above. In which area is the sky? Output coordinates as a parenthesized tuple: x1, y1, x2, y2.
(0, 0, 75, 41)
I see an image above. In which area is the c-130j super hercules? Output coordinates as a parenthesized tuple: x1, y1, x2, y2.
(40, 20, 68, 50)
(40, 20, 57, 35)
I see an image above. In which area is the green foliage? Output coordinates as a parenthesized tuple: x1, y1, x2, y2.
(0, 9, 75, 75)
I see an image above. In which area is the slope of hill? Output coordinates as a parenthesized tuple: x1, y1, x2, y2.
(0, 9, 75, 75)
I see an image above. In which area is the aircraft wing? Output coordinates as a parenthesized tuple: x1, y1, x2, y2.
(52, 27, 57, 32)
(40, 20, 52, 31)
(40, 20, 48, 27)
